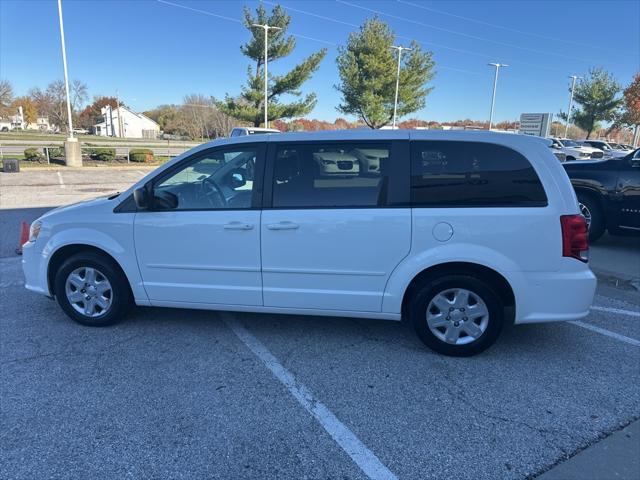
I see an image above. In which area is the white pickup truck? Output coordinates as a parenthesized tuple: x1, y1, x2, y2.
(549, 138, 604, 161)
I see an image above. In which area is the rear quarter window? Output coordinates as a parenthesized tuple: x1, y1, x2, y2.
(410, 141, 548, 207)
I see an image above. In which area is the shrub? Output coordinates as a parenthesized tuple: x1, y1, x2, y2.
(47, 147, 64, 158)
(129, 148, 154, 163)
(24, 148, 43, 161)
(88, 147, 116, 161)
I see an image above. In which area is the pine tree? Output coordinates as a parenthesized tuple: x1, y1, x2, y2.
(217, 4, 326, 127)
(335, 18, 435, 129)
(565, 68, 623, 139)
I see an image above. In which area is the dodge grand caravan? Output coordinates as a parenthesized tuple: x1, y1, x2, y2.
(22, 130, 597, 356)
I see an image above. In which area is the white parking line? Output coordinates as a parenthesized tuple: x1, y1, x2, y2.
(570, 321, 640, 347)
(222, 313, 397, 480)
(591, 305, 640, 318)
(56, 171, 66, 189)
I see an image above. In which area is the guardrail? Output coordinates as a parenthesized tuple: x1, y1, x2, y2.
(0, 143, 192, 165)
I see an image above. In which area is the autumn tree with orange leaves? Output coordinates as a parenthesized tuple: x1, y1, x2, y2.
(618, 73, 640, 146)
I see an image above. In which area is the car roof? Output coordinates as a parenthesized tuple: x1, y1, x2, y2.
(200, 129, 551, 149)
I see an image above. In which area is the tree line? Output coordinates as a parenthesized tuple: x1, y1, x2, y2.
(0, 3, 638, 142)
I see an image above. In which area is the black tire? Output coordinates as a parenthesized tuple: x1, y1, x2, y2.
(53, 251, 132, 327)
(577, 193, 605, 243)
(566, 156, 575, 161)
(409, 275, 504, 357)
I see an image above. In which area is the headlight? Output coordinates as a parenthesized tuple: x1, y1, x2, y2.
(29, 221, 42, 242)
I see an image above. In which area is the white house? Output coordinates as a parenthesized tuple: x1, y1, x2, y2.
(28, 117, 56, 132)
(0, 106, 56, 132)
(94, 105, 159, 139)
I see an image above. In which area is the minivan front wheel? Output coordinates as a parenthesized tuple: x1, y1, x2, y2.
(410, 275, 504, 356)
(54, 252, 132, 327)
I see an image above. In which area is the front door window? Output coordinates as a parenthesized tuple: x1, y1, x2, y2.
(154, 147, 258, 210)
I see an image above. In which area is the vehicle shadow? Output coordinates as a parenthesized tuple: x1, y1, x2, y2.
(126, 304, 579, 363)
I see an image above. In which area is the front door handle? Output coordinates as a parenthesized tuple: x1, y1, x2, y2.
(224, 222, 254, 230)
(266, 221, 299, 230)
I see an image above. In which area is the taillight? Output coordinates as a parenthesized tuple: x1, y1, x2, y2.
(561, 215, 589, 262)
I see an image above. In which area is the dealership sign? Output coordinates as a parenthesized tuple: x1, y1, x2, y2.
(519, 113, 551, 137)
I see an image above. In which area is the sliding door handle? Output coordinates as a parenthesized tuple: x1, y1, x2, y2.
(266, 221, 299, 230)
(224, 222, 254, 230)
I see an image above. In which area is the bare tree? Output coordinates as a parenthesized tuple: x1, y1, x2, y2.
(28, 79, 88, 133)
(209, 102, 236, 138)
(144, 96, 238, 140)
(183, 94, 211, 140)
(70, 80, 88, 112)
(0, 79, 14, 116)
(181, 94, 237, 139)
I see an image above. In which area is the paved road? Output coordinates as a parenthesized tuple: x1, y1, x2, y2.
(589, 234, 640, 283)
(1, 168, 639, 479)
(1, 255, 638, 480)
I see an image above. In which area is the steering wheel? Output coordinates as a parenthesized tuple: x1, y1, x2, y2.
(201, 176, 227, 207)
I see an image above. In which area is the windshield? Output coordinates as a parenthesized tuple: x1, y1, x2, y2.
(561, 139, 579, 147)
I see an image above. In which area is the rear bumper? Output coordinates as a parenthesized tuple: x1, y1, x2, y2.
(512, 267, 597, 324)
(21, 241, 51, 296)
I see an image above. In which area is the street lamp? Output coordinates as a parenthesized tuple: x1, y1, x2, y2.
(487, 62, 508, 130)
(391, 45, 412, 129)
(57, 0, 74, 139)
(564, 75, 581, 138)
(56, 0, 81, 166)
(251, 23, 282, 128)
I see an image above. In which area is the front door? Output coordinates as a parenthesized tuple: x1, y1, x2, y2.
(261, 141, 411, 312)
(617, 151, 640, 230)
(134, 144, 265, 305)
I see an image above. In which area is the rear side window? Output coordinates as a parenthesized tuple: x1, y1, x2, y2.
(271, 143, 391, 208)
(410, 141, 547, 207)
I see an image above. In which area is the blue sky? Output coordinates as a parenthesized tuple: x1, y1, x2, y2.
(1, 0, 638, 123)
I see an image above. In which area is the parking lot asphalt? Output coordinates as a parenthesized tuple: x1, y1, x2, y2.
(1, 168, 639, 479)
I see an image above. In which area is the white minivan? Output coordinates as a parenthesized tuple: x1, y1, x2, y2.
(22, 130, 596, 356)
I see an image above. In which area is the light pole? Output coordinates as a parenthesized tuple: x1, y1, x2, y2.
(251, 23, 282, 128)
(487, 62, 508, 130)
(564, 75, 581, 138)
(56, 0, 81, 166)
(57, 0, 74, 139)
(391, 45, 411, 128)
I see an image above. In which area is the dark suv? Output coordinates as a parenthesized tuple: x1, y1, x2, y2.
(563, 148, 640, 241)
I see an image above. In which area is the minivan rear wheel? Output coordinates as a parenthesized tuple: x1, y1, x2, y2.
(54, 252, 132, 327)
(409, 275, 504, 356)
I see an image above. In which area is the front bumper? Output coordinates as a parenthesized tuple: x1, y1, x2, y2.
(21, 240, 51, 296)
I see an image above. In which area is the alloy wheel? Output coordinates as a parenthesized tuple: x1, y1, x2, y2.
(579, 202, 592, 229)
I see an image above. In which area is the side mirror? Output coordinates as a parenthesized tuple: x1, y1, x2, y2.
(229, 170, 246, 188)
(154, 190, 179, 209)
(133, 187, 150, 209)
(630, 154, 640, 168)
